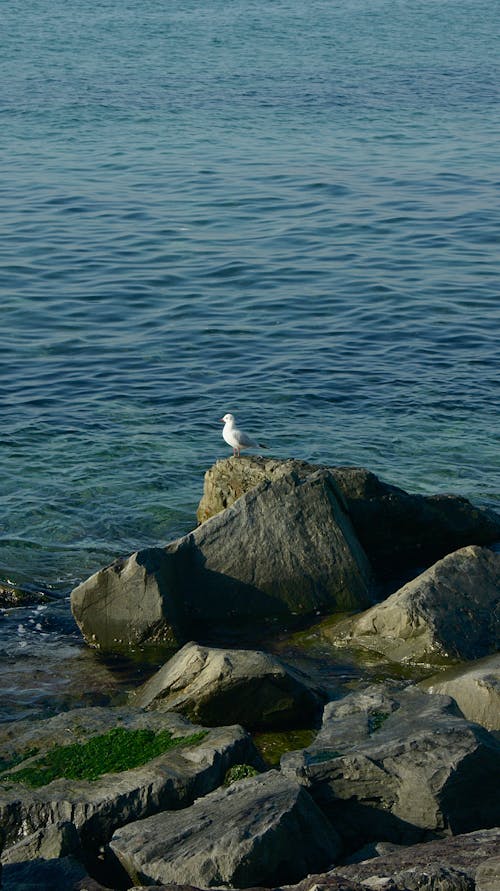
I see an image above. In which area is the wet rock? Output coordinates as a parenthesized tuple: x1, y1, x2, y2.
(419, 653, 500, 731)
(281, 684, 500, 848)
(132, 641, 326, 730)
(197, 458, 500, 580)
(327, 546, 500, 664)
(0, 706, 258, 851)
(110, 769, 341, 888)
(71, 469, 372, 652)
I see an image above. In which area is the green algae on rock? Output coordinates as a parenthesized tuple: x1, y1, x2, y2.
(1, 726, 207, 788)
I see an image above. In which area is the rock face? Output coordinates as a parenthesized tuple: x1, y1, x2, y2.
(327, 546, 500, 664)
(197, 458, 500, 579)
(132, 642, 326, 730)
(420, 654, 500, 731)
(110, 770, 341, 888)
(0, 707, 258, 851)
(72, 469, 372, 651)
(281, 684, 500, 848)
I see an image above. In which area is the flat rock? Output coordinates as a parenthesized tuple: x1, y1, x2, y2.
(0, 706, 258, 851)
(419, 653, 500, 731)
(132, 641, 326, 730)
(326, 546, 500, 664)
(197, 458, 500, 580)
(71, 469, 372, 652)
(281, 684, 500, 848)
(110, 769, 341, 888)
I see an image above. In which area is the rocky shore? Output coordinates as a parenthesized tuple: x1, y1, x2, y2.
(1, 457, 499, 891)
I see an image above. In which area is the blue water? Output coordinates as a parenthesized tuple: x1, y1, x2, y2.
(1, 0, 499, 718)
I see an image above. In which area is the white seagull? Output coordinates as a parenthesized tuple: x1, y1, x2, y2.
(220, 413, 264, 457)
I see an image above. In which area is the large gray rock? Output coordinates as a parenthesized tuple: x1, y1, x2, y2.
(197, 458, 500, 580)
(327, 546, 500, 664)
(281, 684, 500, 848)
(419, 654, 500, 731)
(132, 641, 326, 730)
(71, 469, 372, 652)
(110, 770, 341, 888)
(0, 706, 258, 851)
(123, 829, 500, 891)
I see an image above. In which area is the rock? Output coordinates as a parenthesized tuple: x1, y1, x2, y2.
(70, 547, 183, 651)
(110, 769, 341, 888)
(329, 828, 500, 890)
(132, 641, 326, 730)
(475, 855, 500, 891)
(71, 469, 372, 652)
(281, 684, 500, 848)
(0, 855, 90, 891)
(0, 706, 258, 851)
(197, 458, 500, 580)
(1, 821, 80, 865)
(326, 546, 500, 664)
(419, 654, 500, 731)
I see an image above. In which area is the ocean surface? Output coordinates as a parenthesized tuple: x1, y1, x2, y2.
(1, 0, 499, 721)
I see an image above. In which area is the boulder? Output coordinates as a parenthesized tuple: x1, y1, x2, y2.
(132, 641, 326, 730)
(326, 546, 500, 664)
(197, 458, 500, 580)
(72, 469, 372, 652)
(281, 684, 500, 848)
(0, 706, 258, 851)
(110, 770, 341, 888)
(121, 829, 500, 891)
(329, 828, 500, 891)
(419, 654, 500, 731)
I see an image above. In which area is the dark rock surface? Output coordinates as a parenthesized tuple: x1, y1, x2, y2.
(327, 545, 500, 664)
(329, 827, 500, 890)
(281, 683, 500, 848)
(132, 641, 326, 730)
(111, 769, 341, 888)
(71, 469, 372, 651)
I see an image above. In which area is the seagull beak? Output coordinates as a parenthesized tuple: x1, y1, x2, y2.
(219, 417, 225, 422)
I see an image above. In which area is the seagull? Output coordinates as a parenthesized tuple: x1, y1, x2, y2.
(220, 413, 264, 457)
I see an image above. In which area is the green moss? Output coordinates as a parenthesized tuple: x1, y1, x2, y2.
(252, 728, 316, 768)
(368, 710, 390, 733)
(224, 763, 260, 786)
(1, 727, 207, 788)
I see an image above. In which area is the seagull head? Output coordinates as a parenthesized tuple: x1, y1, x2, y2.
(220, 413, 235, 424)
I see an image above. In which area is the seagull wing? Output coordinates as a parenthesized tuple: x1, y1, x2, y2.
(234, 428, 259, 448)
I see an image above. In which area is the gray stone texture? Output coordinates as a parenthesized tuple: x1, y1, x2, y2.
(132, 641, 326, 730)
(110, 769, 341, 888)
(196, 457, 500, 580)
(328, 546, 500, 663)
(0, 707, 258, 850)
(419, 653, 500, 731)
(281, 684, 500, 847)
(71, 469, 373, 651)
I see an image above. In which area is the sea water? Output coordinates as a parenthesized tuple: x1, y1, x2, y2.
(1, 0, 499, 719)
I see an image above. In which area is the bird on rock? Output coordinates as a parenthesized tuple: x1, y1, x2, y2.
(220, 413, 264, 457)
